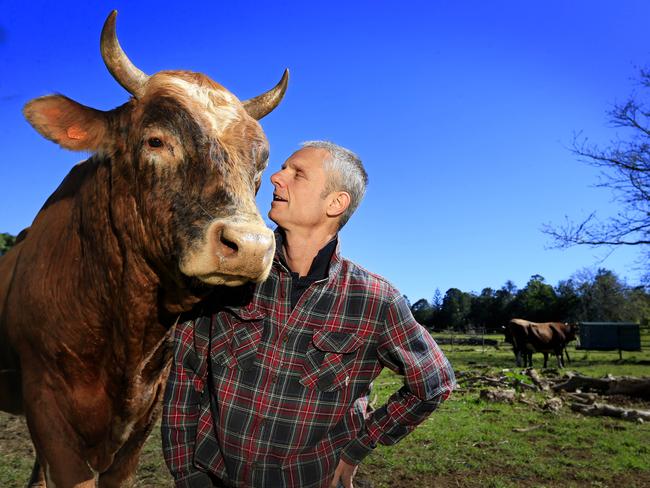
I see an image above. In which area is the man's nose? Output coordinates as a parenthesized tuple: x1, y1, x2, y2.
(270, 171, 283, 187)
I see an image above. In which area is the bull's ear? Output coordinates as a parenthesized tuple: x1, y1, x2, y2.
(23, 95, 108, 152)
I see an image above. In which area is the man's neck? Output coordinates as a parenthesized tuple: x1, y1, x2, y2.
(281, 228, 337, 277)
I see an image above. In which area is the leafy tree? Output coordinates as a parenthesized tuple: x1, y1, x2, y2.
(576, 268, 629, 321)
(0, 233, 16, 256)
(432, 288, 443, 310)
(440, 288, 472, 331)
(544, 68, 650, 282)
(468, 287, 495, 332)
(626, 286, 650, 325)
(510, 274, 558, 322)
(429, 288, 444, 330)
(493, 282, 517, 327)
(502, 280, 517, 296)
(555, 279, 581, 321)
(411, 298, 434, 328)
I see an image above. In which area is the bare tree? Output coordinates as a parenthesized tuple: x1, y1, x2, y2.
(544, 69, 650, 279)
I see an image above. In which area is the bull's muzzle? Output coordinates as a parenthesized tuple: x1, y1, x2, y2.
(181, 219, 275, 286)
(213, 220, 275, 278)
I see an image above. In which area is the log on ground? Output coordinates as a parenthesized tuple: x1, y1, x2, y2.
(553, 375, 650, 400)
(571, 402, 650, 422)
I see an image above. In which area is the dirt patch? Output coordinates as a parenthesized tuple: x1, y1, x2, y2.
(0, 413, 34, 460)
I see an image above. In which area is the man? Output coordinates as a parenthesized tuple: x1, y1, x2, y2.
(162, 141, 456, 488)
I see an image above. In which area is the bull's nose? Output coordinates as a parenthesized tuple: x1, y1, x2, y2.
(212, 221, 275, 280)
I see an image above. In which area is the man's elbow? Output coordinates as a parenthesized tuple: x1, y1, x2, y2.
(413, 360, 457, 404)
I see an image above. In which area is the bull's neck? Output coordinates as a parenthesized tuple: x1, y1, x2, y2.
(44, 155, 199, 333)
(100, 155, 206, 322)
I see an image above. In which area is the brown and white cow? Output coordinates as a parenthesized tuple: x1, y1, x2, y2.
(505, 318, 577, 368)
(0, 11, 287, 487)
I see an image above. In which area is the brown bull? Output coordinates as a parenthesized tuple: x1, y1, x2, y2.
(0, 11, 287, 487)
(505, 318, 577, 368)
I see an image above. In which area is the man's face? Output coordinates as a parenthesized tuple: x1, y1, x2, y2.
(269, 147, 332, 232)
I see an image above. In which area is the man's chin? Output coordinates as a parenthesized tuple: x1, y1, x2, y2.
(267, 210, 280, 227)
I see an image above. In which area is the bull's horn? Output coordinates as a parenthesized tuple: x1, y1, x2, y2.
(100, 10, 149, 98)
(243, 69, 289, 120)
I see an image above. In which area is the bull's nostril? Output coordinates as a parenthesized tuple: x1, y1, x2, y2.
(215, 225, 239, 258)
(220, 234, 239, 256)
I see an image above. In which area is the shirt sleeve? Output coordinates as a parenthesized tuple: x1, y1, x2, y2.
(161, 317, 214, 486)
(339, 292, 456, 465)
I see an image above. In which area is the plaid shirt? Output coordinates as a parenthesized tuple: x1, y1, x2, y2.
(162, 240, 455, 488)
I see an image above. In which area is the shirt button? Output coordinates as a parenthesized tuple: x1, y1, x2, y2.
(282, 335, 288, 343)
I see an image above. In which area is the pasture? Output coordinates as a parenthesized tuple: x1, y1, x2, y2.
(1, 335, 649, 487)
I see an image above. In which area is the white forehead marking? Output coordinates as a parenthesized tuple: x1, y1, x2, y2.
(166, 78, 242, 136)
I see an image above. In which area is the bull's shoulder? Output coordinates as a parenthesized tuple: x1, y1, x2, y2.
(509, 318, 536, 327)
(546, 322, 572, 339)
(14, 227, 29, 244)
(39, 157, 99, 213)
(529, 323, 554, 341)
(547, 321, 568, 330)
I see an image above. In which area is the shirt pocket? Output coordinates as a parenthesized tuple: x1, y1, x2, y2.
(211, 307, 265, 371)
(299, 330, 364, 392)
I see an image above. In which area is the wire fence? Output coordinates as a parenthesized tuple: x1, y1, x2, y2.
(431, 327, 501, 354)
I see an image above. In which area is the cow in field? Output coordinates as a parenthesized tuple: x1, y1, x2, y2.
(505, 319, 577, 368)
(0, 11, 287, 487)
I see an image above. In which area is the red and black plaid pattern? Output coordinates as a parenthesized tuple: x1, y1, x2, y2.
(162, 247, 456, 488)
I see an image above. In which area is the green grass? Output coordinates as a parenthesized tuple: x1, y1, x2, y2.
(360, 335, 650, 487)
(362, 359, 650, 488)
(0, 456, 33, 488)
(2, 339, 649, 487)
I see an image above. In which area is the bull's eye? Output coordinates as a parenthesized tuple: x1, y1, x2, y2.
(148, 137, 163, 148)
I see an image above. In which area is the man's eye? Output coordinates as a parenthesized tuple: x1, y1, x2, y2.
(148, 137, 164, 148)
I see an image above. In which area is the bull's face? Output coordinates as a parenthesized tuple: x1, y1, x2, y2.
(129, 73, 278, 286)
(565, 322, 578, 341)
(22, 11, 287, 287)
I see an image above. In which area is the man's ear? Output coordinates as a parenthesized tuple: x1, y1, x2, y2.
(23, 95, 109, 152)
(326, 191, 351, 218)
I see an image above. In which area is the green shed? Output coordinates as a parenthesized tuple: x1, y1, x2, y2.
(577, 322, 641, 352)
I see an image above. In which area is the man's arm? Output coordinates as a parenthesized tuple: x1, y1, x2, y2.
(339, 293, 456, 465)
(161, 318, 214, 487)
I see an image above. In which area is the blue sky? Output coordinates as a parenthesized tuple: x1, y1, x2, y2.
(1, 1, 649, 302)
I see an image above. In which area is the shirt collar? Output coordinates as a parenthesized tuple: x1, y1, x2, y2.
(274, 229, 339, 280)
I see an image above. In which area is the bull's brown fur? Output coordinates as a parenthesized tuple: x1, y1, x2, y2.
(0, 12, 287, 488)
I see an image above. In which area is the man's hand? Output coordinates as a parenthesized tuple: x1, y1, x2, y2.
(330, 459, 359, 488)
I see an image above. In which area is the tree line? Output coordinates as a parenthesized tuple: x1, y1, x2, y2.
(407, 270, 650, 333)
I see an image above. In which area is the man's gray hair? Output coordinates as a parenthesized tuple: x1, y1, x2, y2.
(301, 140, 368, 229)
